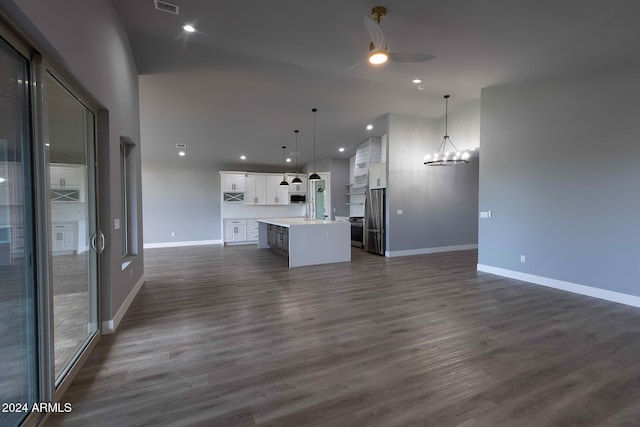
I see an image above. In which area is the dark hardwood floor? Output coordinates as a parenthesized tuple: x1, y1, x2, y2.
(46, 245, 640, 426)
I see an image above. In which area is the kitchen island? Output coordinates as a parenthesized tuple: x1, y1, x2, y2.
(257, 217, 351, 268)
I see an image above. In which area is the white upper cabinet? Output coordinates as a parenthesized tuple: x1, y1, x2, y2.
(265, 175, 288, 205)
(369, 163, 386, 189)
(245, 174, 265, 205)
(221, 172, 246, 192)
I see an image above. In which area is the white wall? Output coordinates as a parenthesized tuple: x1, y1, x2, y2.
(479, 59, 640, 298)
(3, 0, 143, 321)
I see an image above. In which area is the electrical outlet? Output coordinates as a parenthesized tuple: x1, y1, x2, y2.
(397, 210, 403, 215)
(480, 211, 489, 219)
(520, 255, 526, 263)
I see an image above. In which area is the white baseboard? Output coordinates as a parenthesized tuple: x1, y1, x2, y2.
(102, 275, 145, 334)
(477, 264, 640, 309)
(143, 239, 223, 249)
(385, 244, 478, 258)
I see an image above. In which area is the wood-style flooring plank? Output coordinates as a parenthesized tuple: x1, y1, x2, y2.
(45, 245, 640, 427)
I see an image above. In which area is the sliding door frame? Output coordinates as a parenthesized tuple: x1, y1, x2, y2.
(0, 13, 105, 426)
(35, 58, 104, 403)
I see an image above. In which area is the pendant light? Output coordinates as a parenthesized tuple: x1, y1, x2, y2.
(309, 108, 322, 181)
(291, 130, 303, 184)
(424, 95, 470, 166)
(279, 146, 289, 186)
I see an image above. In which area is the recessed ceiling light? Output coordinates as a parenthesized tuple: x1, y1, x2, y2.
(240, 155, 246, 160)
(286, 158, 292, 163)
(366, 124, 373, 131)
(0, 177, 5, 184)
(338, 147, 345, 152)
(183, 24, 196, 33)
(418, 85, 425, 91)
(412, 78, 422, 84)
(178, 151, 186, 157)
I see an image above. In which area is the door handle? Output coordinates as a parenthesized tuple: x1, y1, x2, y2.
(90, 233, 97, 252)
(98, 231, 105, 253)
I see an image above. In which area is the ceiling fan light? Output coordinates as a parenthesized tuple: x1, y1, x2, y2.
(369, 50, 388, 65)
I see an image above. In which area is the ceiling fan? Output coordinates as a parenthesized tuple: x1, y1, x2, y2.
(364, 6, 435, 65)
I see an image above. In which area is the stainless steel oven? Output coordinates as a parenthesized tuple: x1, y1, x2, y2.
(349, 217, 364, 248)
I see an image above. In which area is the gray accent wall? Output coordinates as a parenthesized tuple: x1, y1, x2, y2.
(142, 162, 220, 243)
(4, 0, 143, 320)
(387, 112, 479, 253)
(479, 59, 640, 296)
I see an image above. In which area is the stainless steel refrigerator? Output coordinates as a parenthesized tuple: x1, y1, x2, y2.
(364, 189, 385, 255)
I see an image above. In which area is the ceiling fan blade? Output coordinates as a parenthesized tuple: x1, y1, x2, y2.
(389, 52, 435, 64)
(363, 16, 386, 50)
(345, 60, 364, 72)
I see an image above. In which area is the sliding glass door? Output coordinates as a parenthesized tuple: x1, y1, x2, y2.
(0, 35, 38, 427)
(44, 72, 100, 384)
(0, 20, 102, 425)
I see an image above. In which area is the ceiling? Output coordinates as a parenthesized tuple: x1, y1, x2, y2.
(110, 0, 640, 168)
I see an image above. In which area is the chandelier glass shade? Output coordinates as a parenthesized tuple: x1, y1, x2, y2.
(424, 95, 470, 166)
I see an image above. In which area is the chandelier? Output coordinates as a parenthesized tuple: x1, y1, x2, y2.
(424, 95, 470, 166)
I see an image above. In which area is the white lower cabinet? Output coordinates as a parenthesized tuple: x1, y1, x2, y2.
(224, 219, 246, 243)
(51, 223, 77, 253)
(223, 218, 260, 243)
(246, 219, 259, 241)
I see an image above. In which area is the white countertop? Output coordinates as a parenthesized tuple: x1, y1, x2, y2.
(256, 217, 345, 228)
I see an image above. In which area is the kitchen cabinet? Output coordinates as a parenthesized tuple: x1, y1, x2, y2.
(246, 219, 259, 241)
(353, 137, 381, 189)
(245, 174, 265, 205)
(50, 164, 85, 202)
(50, 164, 81, 190)
(51, 223, 77, 254)
(265, 175, 288, 205)
(223, 219, 247, 243)
(369, 163, 386, 189)
(245, 174, 288, 205)
(221, 172, 246, 192)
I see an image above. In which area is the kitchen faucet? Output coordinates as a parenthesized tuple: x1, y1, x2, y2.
(305, 201, 315, 220)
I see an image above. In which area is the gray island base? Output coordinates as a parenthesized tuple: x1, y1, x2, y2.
(257, 217, 351, 268)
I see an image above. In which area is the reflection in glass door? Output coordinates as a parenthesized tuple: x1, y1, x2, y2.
(0, 37, 38, 427)
(45, 73, 99, 383)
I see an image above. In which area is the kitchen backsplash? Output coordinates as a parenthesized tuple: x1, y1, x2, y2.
(51, 202, 86, 223)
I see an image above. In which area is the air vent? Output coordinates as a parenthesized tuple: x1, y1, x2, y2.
(154, 0, 179, 15)
(176, 143, 187, 149)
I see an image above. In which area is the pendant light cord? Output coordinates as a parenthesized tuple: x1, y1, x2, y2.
(444, 95, 449, 138)
(294, 130, 299, 175)
(312, 108, 317, 172)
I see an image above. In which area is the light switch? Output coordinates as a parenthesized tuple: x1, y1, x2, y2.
(480, 212, 489, 219)
(114, 219, 120, 230)
(397, 210, 403, 215)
